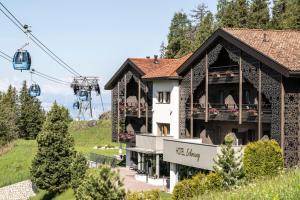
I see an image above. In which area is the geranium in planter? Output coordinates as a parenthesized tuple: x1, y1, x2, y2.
(209, 108, 219, 116)
(228, 108, 239, 117)
(248, 109, 258, 117)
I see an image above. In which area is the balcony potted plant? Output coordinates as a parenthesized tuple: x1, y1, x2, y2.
(229, 108, 239, 117)
(212, 72, 221, 79)
(209, 108, 219, 117)
(225, 71, 235, 78)
(248, 109, 258, 117)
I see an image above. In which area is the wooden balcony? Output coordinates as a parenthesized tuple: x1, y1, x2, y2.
(208, 66, 241, 84)
(119, 102, 152, 118)
(186, 103, 271, 123)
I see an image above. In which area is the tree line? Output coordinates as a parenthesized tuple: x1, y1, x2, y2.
(0, 81, 45, 145)
(163, 0, 300, 59)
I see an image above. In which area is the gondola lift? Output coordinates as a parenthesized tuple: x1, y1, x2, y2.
(29, 83, 41, 97)
(78, 90, 88, 101)
(73, 101, 80, 109)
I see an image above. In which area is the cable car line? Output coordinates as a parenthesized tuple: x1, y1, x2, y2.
(0, 54, 11, 62)
(31, 69, 71, 85)
(0, 49, 12, 60)
(0, 2, 81, 77)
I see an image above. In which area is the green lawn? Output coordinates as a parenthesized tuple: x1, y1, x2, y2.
(196, 169, 300, 200)
(0, 139, 37, 187)
(0, 120, 118, 188)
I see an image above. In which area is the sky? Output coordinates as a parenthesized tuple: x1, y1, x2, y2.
(0, 0, 217, 119)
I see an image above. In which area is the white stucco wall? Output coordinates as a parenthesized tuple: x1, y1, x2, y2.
(152, 80, 180, 139)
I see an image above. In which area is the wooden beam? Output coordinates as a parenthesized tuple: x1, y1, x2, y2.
(124, 74, 127, 118)
(258, 63, 262, 139)
(205, 53, 209, 122)
(190, 68, 193, 138)
(117, 81, 120, 143)
(239, 51, 243, 125)
(138, 79, 141, 118)
(280, 75, 285, 150)
(146, 84, 148, 133)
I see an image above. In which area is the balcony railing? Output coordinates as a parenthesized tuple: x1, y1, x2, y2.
(208, 66, 240, 84)
(119, 131, 148, 143)
(186, 103, 271, 123)
(119, 102, 152, 117)
(136, 134, 173, 152)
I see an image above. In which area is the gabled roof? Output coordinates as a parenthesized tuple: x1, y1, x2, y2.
(105, 54, 192, 90)
(177, 28, 300, 77)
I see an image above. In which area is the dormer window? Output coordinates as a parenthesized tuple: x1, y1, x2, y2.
(157, 91, 171, 104)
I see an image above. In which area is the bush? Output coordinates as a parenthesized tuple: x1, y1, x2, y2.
(243, 140, 283, 179)
(126, 189, 160, 200)
(205, 172, 224, 191)
(75, 165, 125, 200)
(173, 173, 206, 200)
(70, 152, 88, 192)
(172, 179, 195, 200)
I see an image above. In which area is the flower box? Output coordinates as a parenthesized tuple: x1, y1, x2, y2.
(248, 109, 258, 117)
(209, 108, 219, 116)
(228, 108, 239, 117)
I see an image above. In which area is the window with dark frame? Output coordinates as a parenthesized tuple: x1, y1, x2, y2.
(157, 123, 170, 136)
(158, 92, 164, 103)
(165, 92, 170, 103)
(157, 91, 171, 104)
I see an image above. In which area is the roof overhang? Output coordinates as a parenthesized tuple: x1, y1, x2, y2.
(177, 28, 291, 77)
(104, 59, 145, 90)
(142, 76, 182, 81)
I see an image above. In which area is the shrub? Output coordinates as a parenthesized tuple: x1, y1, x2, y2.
(70, 152, 88, 193)
(172, 179, 195, 200)
(126, 189, 160, 200)
(205, 172, 224, 191)
(213, 133, 243, 188)
(191, 173, 206, 197)
(75, 165, 125, 200)
(243, 139, 283, 179)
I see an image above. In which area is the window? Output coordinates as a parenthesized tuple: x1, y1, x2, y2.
(165, 92, 170, 103)
(158, 123, 170, 136)
(157, 91, 171, 104)
(158, 92, 164, 103)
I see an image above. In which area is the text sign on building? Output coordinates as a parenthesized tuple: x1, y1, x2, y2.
(163, 139, 220, 170)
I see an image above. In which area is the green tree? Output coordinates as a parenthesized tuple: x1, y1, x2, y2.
(70, 152, 88, 193)
(248, 0, 270, 29)
(213, 133, 243, 188)
(216, 0, 236, 27)
(165, 12, 192, 58)
(282, 0, 300, 29)
(0, 85, 18, 145)
(17, 81, 45, 139)
(234, 0, 249, 28)
(193, 12, 215, 51)
(75, 166, 126, 200)
(31, 102, 75, 194)
(190, 3, 208, 25)
(272, 0, 287, 28)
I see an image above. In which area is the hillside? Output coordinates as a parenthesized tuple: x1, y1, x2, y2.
(0, 120, 116, 187)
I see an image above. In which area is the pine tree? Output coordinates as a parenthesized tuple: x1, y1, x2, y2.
(159, 42, 166, 58)
(193, 12, 215, 51)
(165, 12, 193, 58)
(272, 0, 287, 29)
(31, 102, 75, 194)
(213, 133, 243, 188)
(248, 0, 270, 29)
(282, 0, 300, 30)
(75, 166, 126, 200)
(216, 0, 236, 27)
(17, 81, 45, 139)
(234, 0, 249, 28)
(0, 85, 18, 145)
(190, 3, 208, 25)
(70, 152, 88, 193)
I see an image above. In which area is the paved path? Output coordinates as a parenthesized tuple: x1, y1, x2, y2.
(117, 167, 165, 192)
(0, 180, 36, 200)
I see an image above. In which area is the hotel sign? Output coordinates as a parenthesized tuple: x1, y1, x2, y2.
(163, 139, 220, 170)
(176, 147, 201, 162)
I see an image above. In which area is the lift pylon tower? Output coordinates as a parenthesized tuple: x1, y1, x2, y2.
(71, 76, 101, 120)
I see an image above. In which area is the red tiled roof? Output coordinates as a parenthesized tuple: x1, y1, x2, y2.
(223, 28, 300, 71)
(128, 53, 192, 79)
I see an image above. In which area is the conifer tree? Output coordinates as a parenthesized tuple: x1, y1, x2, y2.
(75, 166, 126, 200)
(193, 12, 215, 51)
(31, 102, 75, 194)
(0, 85, 18, 145)
(234, 0, 249, 28)
(282, 0, 300, 30)
(70, 152, 88, 193)
(190, 3, 208, 25)
(272, 0, 287, 29)
(213, 133, 243, 188)
(216, 0, 236, 27)
(165, 12, 192, 58)
(17, 81, 45, 139)
(248, 0, 270, 29)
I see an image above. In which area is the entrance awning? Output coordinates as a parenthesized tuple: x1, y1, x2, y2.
(126, 147, 163, 154)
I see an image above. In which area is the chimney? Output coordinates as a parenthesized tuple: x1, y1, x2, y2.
(263, 33, 268, 42)
(154, 55, 159, 64)
(146, 56, 150, 59)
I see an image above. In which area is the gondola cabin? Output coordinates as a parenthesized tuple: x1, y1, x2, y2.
(78, 90, 88, 101)
(73, 101, 80, 109)
(29, 84, 41, 97)
(13, 50, 31, 71)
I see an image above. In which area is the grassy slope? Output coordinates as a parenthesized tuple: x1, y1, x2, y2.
(0, 140, 37, 187)
(197, 169, 300, 200)
(0, 120, 117, 188)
